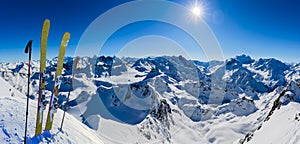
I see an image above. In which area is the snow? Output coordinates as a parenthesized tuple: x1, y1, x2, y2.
(1, 55, 300, 143)
(0, 77, 103, 144)
(247, 102, 300, 144)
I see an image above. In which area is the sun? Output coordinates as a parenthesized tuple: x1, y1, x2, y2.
(192, 6, 202, 16)
(189, 1, 205, 19)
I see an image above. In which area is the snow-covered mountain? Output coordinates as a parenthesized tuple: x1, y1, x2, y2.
(1, 54, 300, 143)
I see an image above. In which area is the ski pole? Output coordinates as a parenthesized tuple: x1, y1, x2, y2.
(60, 56, 79, 131)
(24, 40, 33, 144)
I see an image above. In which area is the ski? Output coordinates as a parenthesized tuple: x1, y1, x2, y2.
(60, 56, 79, 131)
(35, 19, 50, 137)
(44, 32, 70, 131)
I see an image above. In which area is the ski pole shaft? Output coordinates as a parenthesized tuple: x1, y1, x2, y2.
(24, 40, 33, 144)
(60, 56, 79, 130)
(60, 90, 70, 130)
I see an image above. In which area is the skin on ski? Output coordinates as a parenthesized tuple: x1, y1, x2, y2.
(45, 32, 70, 131)
(35, 19, 50, 137)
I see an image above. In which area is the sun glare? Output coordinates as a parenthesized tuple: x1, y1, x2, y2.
(192, 6, 201, 16)
(189, 1, 206, 19)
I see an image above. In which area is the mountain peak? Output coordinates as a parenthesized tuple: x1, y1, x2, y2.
(235, 54, 254, 64)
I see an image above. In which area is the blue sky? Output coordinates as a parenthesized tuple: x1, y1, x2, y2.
(0, 0, 299, 62)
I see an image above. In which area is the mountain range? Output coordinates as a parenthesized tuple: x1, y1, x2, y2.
(1, 54, 300, 143)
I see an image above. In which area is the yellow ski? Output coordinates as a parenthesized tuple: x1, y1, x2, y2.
(45, 32, 70, 131)
(35, 19, 50, 137)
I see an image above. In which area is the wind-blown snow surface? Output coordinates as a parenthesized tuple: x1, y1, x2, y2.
(0, 78, 103, 143)
(1, 54, 300, 143)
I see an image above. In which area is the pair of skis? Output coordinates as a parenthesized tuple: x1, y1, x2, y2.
(35, 19, 71, 136)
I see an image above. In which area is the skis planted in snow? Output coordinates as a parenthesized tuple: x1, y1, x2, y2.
(35, 19, 50, 137)
(44, 32, 70, 131)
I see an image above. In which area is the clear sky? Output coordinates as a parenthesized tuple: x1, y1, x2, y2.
(0, 0, 299, 62)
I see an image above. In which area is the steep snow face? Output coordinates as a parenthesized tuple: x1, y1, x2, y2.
(0, 55, 299, 143)
(246, 102, 300, 144)
(0, 77, 103, 144)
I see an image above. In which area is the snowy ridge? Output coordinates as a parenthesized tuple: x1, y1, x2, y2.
(1, 54, 300, 143)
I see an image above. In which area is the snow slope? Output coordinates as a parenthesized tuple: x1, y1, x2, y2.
(247, 102, 300, 144)
(0, 77, 103, 144)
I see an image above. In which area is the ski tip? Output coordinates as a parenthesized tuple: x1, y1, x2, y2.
(44, 19, 50, 24)
(42, 19, 50, 34)
(64, 32, 71, 38)
(61, 32, 71, 47)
